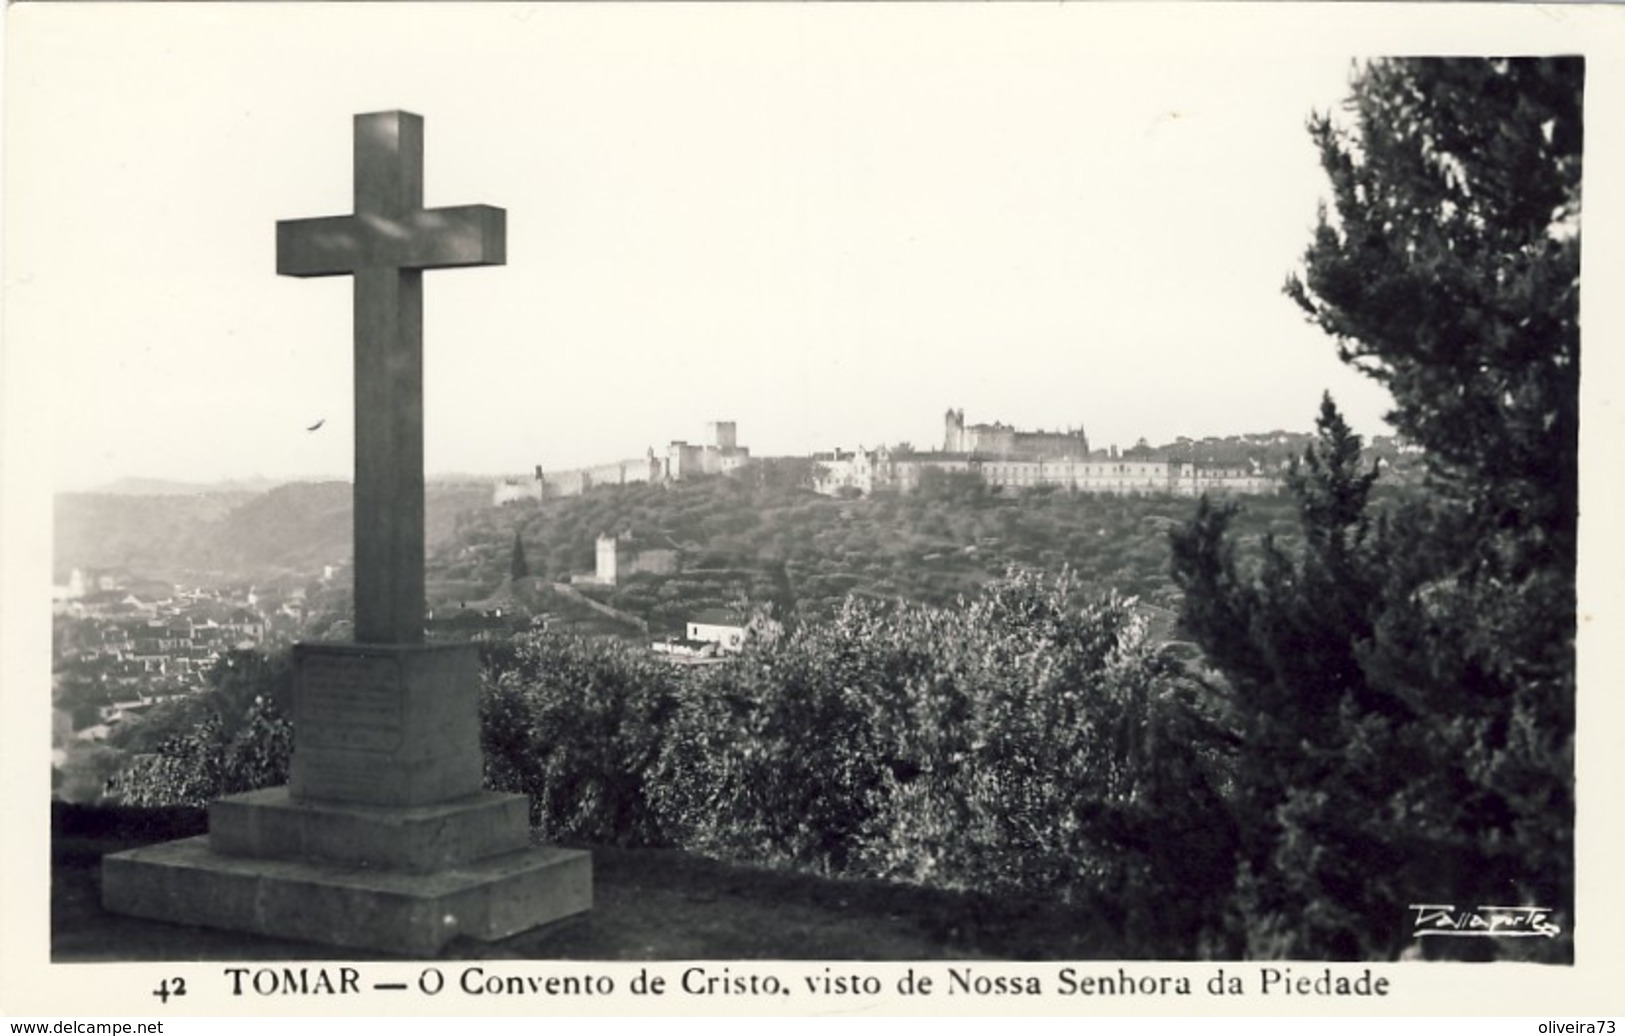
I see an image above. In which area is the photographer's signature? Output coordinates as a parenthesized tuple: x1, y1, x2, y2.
(1409, 903, 1561, 939)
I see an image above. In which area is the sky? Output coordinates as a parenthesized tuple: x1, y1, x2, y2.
(3, 4, 1617, 490)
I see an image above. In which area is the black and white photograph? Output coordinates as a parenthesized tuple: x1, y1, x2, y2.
(2, 1, 1621, 1019)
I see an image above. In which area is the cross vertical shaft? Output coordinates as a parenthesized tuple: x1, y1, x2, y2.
(277, 111, 506, 645)
(353, 266, 424, 644)
(351, 112, 424, 645)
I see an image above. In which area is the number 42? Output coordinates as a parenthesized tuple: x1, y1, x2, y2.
(152, 977, 187, 1003)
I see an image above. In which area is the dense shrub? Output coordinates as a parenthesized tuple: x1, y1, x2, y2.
(651, 570, 1233, 944)
(480, 635, 681, 846)
(651, 612, 892, 873)
(105, 649, 294, 807)
(103, 577, 1230, 949)
(107, 694, 291, 808)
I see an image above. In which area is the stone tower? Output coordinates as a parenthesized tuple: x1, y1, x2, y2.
(708, 420, 738, 451)
(596, 533, 621, 586)
(943, 408, 965, 452)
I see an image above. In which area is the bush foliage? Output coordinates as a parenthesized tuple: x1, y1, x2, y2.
(482, 572, 1225, 943)
(646, 571, 1232, 945)
(110, 573, 1230, 951)
(107, 694, 292, 808)
(106, 650, 294, 808)
(480, 635, 680, 846)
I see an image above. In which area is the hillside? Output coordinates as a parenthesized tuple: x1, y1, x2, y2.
(197, 481, 352, 574)
(55, 481, 491, 585)
(53, 491, 259, 581)
(432, 473, 1376, 635)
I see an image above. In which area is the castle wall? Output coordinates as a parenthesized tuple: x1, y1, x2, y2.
(492, 465, 546, 506)
(510, 423, 745, 500)
(581, 457, 658, 487)
(547, 471, 591, 497)
(492, 479, 543, 506)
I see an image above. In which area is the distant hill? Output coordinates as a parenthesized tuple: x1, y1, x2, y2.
(54, 492, 259, 581)
(196, 482, 353, 574)
(89, 476, 293, 496)
(55, 482, 491, 584)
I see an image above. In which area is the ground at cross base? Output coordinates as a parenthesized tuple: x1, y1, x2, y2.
(52, 805, 1136, 962)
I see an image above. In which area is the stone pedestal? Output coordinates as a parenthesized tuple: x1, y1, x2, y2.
(288, 642, 485, 806)
(102, 642, 592, 955)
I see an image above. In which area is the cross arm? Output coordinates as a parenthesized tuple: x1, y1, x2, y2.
(276, 204, 507, 277)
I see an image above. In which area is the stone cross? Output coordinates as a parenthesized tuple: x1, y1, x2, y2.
(103, 113, 589, 955)
(277, 111, 505, 644)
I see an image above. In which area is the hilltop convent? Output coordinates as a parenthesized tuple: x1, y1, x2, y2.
(495, 410, 1278, 505)
(813, 409, 1279, 498)
(494, 422, 749, 505)
(942, 408, 1092, 459)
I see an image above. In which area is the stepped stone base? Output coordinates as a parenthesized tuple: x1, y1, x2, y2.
(102, 834, 592, 956)
(209, 786, 533, 873)
(101, 640, 593, 955)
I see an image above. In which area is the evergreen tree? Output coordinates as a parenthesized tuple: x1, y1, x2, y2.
(1290, 58, 1578, 953)
(1173, 58, 1579, 959)
(1172, 399, 1399, 956)
(1286, 57, 1580, 554)
(510, 530, 530, 582)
